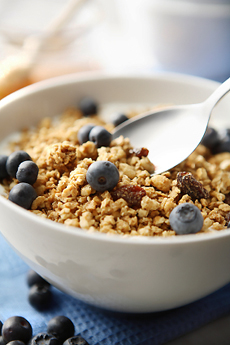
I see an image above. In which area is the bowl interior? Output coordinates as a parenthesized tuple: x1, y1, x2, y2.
(0, 72, 230, 244)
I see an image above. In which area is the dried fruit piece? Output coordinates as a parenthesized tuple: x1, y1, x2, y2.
(129, 147, 149, 158)
(111, 184, 146, 208)
(225, 192, 230, 205)
(177, 172, 210, 200)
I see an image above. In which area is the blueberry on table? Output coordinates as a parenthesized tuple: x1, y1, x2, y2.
(78, 97, 98, 117)
(47, 316, 75, 343)
(28, 284, 52, 310)
(86, 161, 119, 192)
(0, 155, 9, 179)
(29, 333, 60, 345)
(16, 161, 39, 185)
(2, 316, 32, 344)
(6, 151, 31, 178)
(77, 124, 95, 144)
(8, 183, 37, 209)
(26, 269, 50, 288)
(63, 336, 89, 345)
(169, 203, 203, 235)
(88, 126, 112, 148)
(111, 112, 128, 127)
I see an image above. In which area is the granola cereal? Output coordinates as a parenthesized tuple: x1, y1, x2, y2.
(2, 105, 230, 237)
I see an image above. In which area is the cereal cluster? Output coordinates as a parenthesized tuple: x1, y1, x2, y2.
(4, 107, 230, 236)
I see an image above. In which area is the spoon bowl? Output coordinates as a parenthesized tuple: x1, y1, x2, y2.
(113, 77, 230, 174)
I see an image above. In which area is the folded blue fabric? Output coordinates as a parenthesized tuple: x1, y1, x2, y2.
(1, 233, 230, 345)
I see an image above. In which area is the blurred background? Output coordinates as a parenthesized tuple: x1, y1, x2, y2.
(0, 0, 230, 99)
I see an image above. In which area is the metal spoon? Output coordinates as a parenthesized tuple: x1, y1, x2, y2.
(112, 77, 230, 175)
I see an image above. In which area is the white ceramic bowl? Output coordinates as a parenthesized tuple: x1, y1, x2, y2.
(147, 0, 230, 81)
(1, 73, 230, 313)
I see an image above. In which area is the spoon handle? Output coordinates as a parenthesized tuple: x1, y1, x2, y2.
(204, 77, 230, 112)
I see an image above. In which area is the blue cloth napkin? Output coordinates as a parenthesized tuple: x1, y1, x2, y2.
(1, 233, 230, 345)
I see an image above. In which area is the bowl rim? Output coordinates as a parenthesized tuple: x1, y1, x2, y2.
(0, 71, 229, 246)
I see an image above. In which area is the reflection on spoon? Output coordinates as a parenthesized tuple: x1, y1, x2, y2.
(112, 77, 230, 175)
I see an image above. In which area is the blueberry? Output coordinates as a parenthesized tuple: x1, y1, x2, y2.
(77, 124, 95, 144)
(16, 161, 39, 185)
(88, 126, 112, 148)
(86, 161, 119, 192)
(201, 127, 220, 150)
(212, 131, 230, 154)
(29, 333, 60, 345)
(8, 183, 37, 209)
(63, 336, 89, 345)
(6, 151, 31, 178)
(26, 269, 50, 288)
(47, 316, 75, 343)
(169, 203, 203, 235)
(28, 284, 52, 310)
(2, 316, 32, 344)
(111, 113, 128, 127)
(78, 97, 98, 117)
(0, 155, 9, 179)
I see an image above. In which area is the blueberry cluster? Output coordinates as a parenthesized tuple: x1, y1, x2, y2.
(78, 125, 112, 148)
(0, 315, 89, 345)
(0, 151, 38, 209)
(77, 97, 128, 148)
(27, 270, 52, 311)
(201, 126, 230, 153)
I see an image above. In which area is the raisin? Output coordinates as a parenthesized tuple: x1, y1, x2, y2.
(225, 212, 230, 224)
(129, 147, 149, 158)
(177, 172, 210, 201)
(225, 193, 230, 205)
(111, 184, 146, 208)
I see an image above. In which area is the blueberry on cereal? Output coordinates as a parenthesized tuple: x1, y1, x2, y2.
(16, 160, 39, 185)
(213, 129, 230, 153)
(111, 112, 128, 127)
(89, 126, 112, 148)
(6, 150, 32, 178)
(78, 97, 98, 116)
(8, 182, 37, 209)
(86, 161, 119, 192)
(77, 124, 95, 144)
(0, 155, 9, 179)
(169, 203, 203, 235)
(201, 127, 220, 151)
